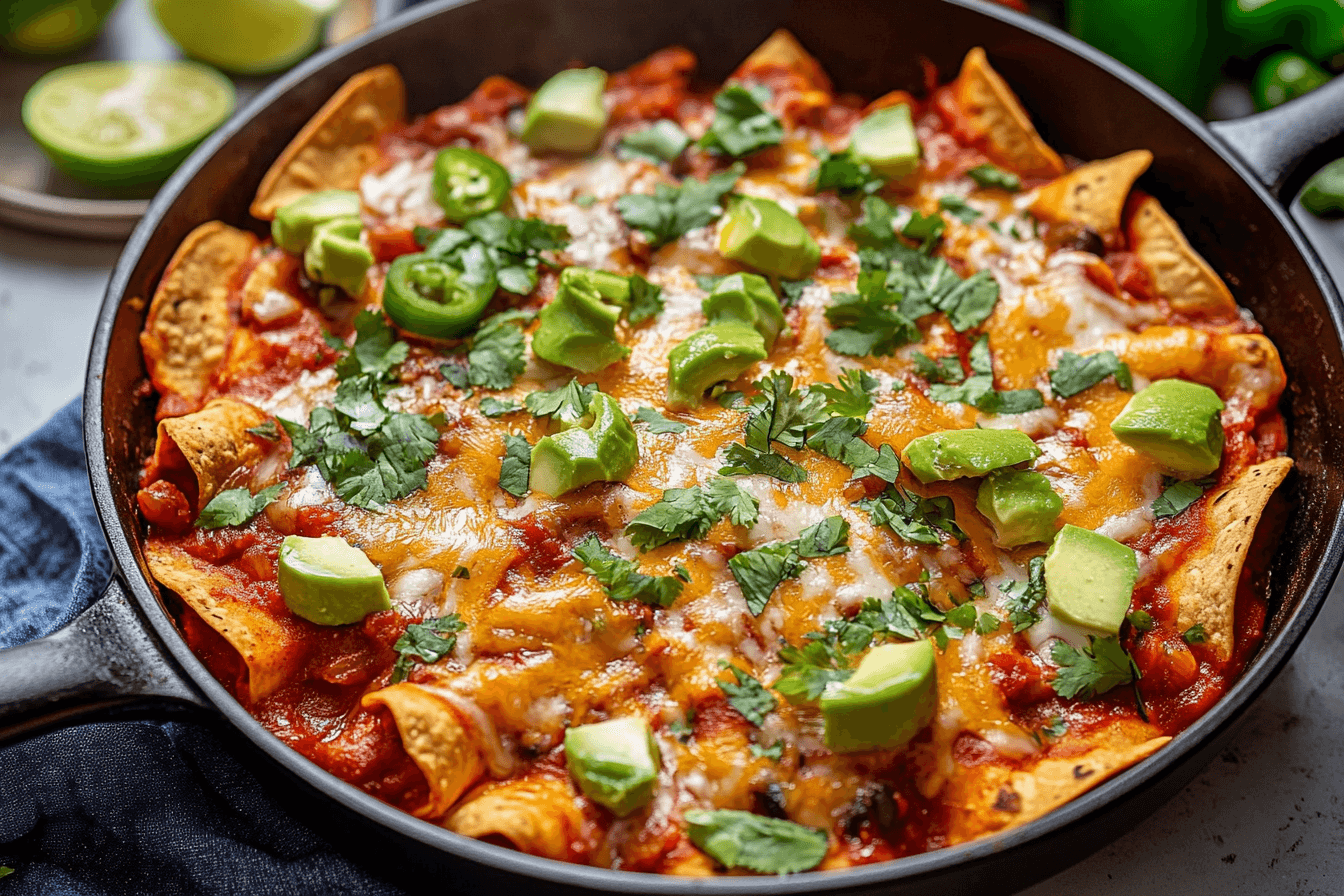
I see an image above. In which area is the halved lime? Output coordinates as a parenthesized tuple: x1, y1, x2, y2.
(150, 0, 341, 76)
(22, 60, 235, 190)
(0, 0, 123, 57)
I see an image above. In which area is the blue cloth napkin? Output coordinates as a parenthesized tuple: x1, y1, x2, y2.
(0, 399, 404, 895)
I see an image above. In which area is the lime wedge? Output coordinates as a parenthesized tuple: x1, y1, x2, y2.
(1, 0, 123, 56)
(22, 60, 235, 190)
(150, 0, 341, 76)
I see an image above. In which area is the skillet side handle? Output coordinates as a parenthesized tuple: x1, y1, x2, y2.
(0, 577, 207, 747)
(1211, 77, 1344, 203)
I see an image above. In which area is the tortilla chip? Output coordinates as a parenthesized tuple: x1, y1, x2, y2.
(151, 398, 268, 511)
(146, 540, 306, 701)
(140, 222, 257, 414)
(733, 28, 831, 93)
(1168, 458, 1293, 659)
(445, 773, 585, 860)
(250, 64, 406, 220)
(953, 48, 1065, 179)
(1128, 195, 1237, 316)
(1031, 150, 1153, 236)
(943, 721, 1169, 844)
(363, 683, 488, 819)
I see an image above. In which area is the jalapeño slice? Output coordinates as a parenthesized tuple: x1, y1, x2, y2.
(431, 147, 512, 223)
(383, 252, 496, 339)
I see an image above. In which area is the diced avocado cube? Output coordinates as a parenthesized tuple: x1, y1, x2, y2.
(718, 196, 820, 281)
(1044, 524, 1138, 637)
(529, 392, 638, 496)
(850, 104, 921, 180)
(665, 321, 768, 409)
(1110, 379, 1225, 478)
(701, 272, 788, 349)
(976, 469, 1063, 547)
(303, 216, 373, 297)
(520, 67, 608, 154)
(532, 266, 630, 373)
(820, 640, 937, 753)
(271, 189, 362, 254)
(903, 428, 1041, 484)
(564, 717, 660, 816)
(278, 535, 391, 626)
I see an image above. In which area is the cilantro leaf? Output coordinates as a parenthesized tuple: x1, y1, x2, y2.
(810, 368, 878, 417)
(824, 269, 920, 357)
(417, 213, 568, 297)
(615, 164, 743, 248)
(932, 269, 999, 332)
(808, 415, 868, 459)
(813, 146, 884, 196)
(0, 866, 12, 880)
(1183, 623, 1209, 644)
(1038, 716, 1069, 741)
(779, 278, 812, 307)
(479, 397, 522, 417)
(743, 371, 826, 451)
(927, 336, 1042, 414)
(524, 379, 595, 424)
(1001, 556, 1047, 632)
(617, 119, 690, 163)
(334, 310, 409, 382)
(750, 741, 784, 761)
(1050, 636, 1140, 700)
(795, 515, 849, 557)
(858, 485, 965, 544)
(1152, 477, 1214, 519)
(453, 566, 470, 579)
(573, 534, 686, 606)
(626, 487, 718, 550)
(914, 352, 965, 384)
(468, 310, 530, 389)
(729, 541, 805, 614)
(901, 209, 946, 244)
(634, 406, 688, 433)
(774, 637, 853, 702)
(938, 194, 980, 223)
(194, 484, 283, 529)
(247, 420, 279, 440)
(390, 614, 465, 683)
(718, 665, 778, 726)
(845, 441, 903, 483)
(705, 477, 760, 527)
(719, 443, 808, 483)
(627, 273, 665, 324)
(698, 84, 783, 158)
(967, 163, 1022, 192)
(1049, 350, 1133, 398)
(1127, 610, 1155, 632)
(975, 612, 1002, 635)
(683, 809, 828, 874)
(440, 362, 470, 389)
(499, 433, 531, 497)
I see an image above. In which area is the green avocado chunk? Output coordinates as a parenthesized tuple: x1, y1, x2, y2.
(701, 272, 788, 349)
(271, 189, 362, 254)
(1043, 524, 1138, 637)
(564, 717, 660, 816)
(520, 67, 609, 154)
(976, 469, 1063, 547)
(530, 391, 639, 496)
(1109, 379, 1224, 477)
(278, 535, 391, 626)
(532, 266, 632, 372)
(820, 640, 937, 753)
(849, 104, 921, 180)
(718, 195, 820, 280)
(665, 320, 768, 409)
(903, 428, 1041, 484)
(303, 216, 374, 297)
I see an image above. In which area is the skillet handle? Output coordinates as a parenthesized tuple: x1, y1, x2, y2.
(1211, 77, 1344, 203)
(0, 577, 207, 747)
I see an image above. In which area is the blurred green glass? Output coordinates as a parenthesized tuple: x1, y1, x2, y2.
(1, 0, 123, 56)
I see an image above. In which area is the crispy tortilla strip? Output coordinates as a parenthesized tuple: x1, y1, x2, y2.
(250, 64, 406, 220)
(953, 48, 1065, 179)
(146, 540, 306, 701)
(140, 222, 257, 413)
(151, 398, 268, 511)
(363, 683, 487, 819)
(1031, 150, 1153, 236)
(445, 773, 586, 860)
(1129, 195, 1237, 315)
(943, 721, 1169, 844)
(1168, 458, 1293, 659)
(733, 28, 831, 93)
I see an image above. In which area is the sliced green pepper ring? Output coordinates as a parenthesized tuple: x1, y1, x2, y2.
(383, 252, 497, 339)
(432, 147, 512, 223)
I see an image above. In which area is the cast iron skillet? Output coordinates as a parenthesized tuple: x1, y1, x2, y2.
(3, 0, 1344, 892)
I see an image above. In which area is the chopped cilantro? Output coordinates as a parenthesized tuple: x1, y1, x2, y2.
(452, 565, 470, 579)
(933, 269, 999, 332)
(1039, 716, 1068, 742)
(683, 808, 828, 874)
(858, 485, 965, 544)
(705, 477, 761, 527)
(811, 368, 878, 417)
(719, 443, 809, 482)
(246, 420, 279, 440)
(824, 269, 920, 357)
(902, 209, 946, 244)
(617, 119, 690, 163)
(1183, 623, 1209, 644)
(391, 614, 465, 683)
(499, 433, 531, 497)
(627, 273, 665, 324)
(440, 362, 469, 389)
(634, 406, 688, 433)
(1127, 610, 1155, 632)
(967, 163, 1022, 192)
(938, 194, 981, 223)
(615, 163, 744, 248)
(913, 352, 965, 384)
(698, 84, 783, 158)
(795, 515, 850, 558)
(743, 371, 825, 452)
(718, 664, 778, 726)
(574, 194, 596, 207)
(730, 541, 805, 614)
(467, 310, 531, 389)
(668, 712, 695, 740)
(779, 278, 812, 307)
(1153, 477, 1214, 519)
(813, 146, 884, 196)
(524, 379, 595, 424)
(194, 484, 283, 529)
(0, 866, 12, 879)
(927, 335, 1043, 414)
(943, 602, 978, 638)
(750, 741, 784, 761)
(573, 534, 687, 606)
(808, 415, 867, 459)
(1002, 556, 1048, 632)
(479, 396, 522, 417)
(975, 612, 1002, 635)
(626, 487, 719, 550)
(415, 212, 568, 296)
(334, 309, 409, 381)
(846, 441, 903, 483)
(1050, 636, 1141, 700)
(774, 637, 853, 702)
(1049, 350, 1133, 398)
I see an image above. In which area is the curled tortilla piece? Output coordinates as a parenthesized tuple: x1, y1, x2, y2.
(140, 222, 258, 415)
(943, 721, 1169, 844)
(1031, 150, 1153, 236)
(445, 773, 587, 861)
(363, 683, 488, 818)
(1168, 457, 1293, 659)
(733, 28, 831, 93)
(1128, 195, 1237, 316)
(150, 398, 268, 511)
(146, 540, 306, 701)
(953, 48, 1065, 179)
(250, 64, 406, 220)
